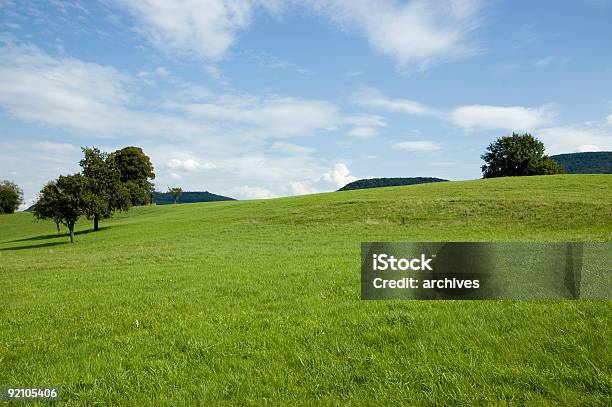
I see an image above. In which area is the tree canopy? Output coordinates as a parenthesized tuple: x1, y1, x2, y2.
(80, 147, 131, 231)
(32, 181, 63, 233)
(481, 133, 563, 178)
(0, 180, 23, 214)
(110, 146, 155, 205)
(33, 174, 91, 243)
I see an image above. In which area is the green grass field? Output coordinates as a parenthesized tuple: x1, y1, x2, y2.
(1, 174, 611, 405)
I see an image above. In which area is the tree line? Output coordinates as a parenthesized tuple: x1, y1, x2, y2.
(33, 146, 155, 243)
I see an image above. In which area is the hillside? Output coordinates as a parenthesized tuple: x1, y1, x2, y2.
(153, 191, 235, 205)
(1, 175, 611, 405)
(551, 151, 612, 174)
(338, 176, 447, 191)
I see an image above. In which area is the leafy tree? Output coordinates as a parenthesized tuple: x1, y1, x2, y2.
(0, 180, 23, 214)
(110, 146, 155, 205)
(33, 174, 91, 243)
(481, 133, 564, 178)
(32, 181, 63, 233)
(168, 187, 183, 204)
(80, 147, 131, 231)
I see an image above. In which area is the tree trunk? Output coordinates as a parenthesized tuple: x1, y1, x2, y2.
(69, 226, 75, 243)
(56, 221, 60, 234)
(94, 215, 99, 231)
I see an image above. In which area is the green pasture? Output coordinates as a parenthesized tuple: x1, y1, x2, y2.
(1, 174, 611, 405)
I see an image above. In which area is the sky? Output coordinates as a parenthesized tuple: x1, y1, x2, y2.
(1, 0, 611, 208)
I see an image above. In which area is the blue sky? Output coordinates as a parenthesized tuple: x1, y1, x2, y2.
(1, 0, 611, 206)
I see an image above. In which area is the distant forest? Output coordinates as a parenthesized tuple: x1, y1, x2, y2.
(153, 191, 235, 205)
(338, 177, 448, 191)
(551, 152, 612, 174)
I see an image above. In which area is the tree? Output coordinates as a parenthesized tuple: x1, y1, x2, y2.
(168, 187, 182, 204)
(80, 147, 131, 231)
(481, 133, 564, 178)
(32, 181, 63, 233)
(33, 174, 91, 243)
(0, 180, 24, 214)
(110, 146, 155, 205)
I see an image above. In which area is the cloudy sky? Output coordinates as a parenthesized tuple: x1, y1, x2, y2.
(1, 0, 611, 207)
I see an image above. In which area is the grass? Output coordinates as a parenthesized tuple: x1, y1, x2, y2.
(1, 174, 611, 405)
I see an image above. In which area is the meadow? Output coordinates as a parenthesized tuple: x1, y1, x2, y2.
(1, 174, 611, 405)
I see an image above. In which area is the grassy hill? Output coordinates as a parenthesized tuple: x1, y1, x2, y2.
(1, 174, 611, 405)
(338, 176, 447, 191)
(551, 151, 612, 174)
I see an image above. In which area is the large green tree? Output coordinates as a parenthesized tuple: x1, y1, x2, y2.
(80, 147, 131, 231)
(481, 133, 564, 178)
(0, 180, 23, 214)
(109, 146, 155, 205)
(33, 174, 91, 243)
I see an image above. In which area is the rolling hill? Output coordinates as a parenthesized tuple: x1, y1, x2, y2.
(1, 174, 611, 405)
(338, 177, 447, 191)
(551, 151, 612, 174)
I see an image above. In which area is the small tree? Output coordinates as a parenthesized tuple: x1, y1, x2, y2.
(0, 180, 24, 214)
(80, 147, 131, 231)
(33, 174, 90, 243)
(481, 133, 564, 178)
(168, 187, 182, 204)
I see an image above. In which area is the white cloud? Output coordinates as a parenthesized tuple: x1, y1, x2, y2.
(536, 126, 612, 155)
(288, 181, 319, 195)
(345, 113, 387, 138)
(0, 40, 207, 137)
(116, 0, 259, 61)
(180, 96, 341, 138)
(450, 104, 556, 130)
(270, 142, 315, 155)
(354, 88, 434, 115)
(345, 113, 387, 127)
(321, 163, 357, 188)
(576, 144, 601, 152)
(114, 1, 483, 68)
(607, 113, 612, 126)
(393, 140, 441, 151)
(0, 41, 345, 141)
(166, 158, 216, 171)
(224, 185, 278, 199)
(310, 0, 484, 69)
(347, 126, 379, 139)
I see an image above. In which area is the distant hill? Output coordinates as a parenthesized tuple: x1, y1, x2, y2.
(338, 177, 448, 191)
(153, 191, 235, 205)
(551, 152, 612, 174)
(25, 191, 235, 211)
